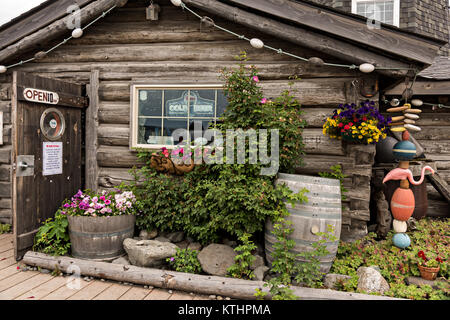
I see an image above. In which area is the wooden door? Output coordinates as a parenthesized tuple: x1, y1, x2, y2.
(12, 71, 87, 260)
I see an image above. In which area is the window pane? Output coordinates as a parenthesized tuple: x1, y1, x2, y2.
(216, 90, 228, 117)
(164, 90, 189, 117)
(138, 90, 162, 116)
(138, 118, 162, 145)
(163, 118, 188, 145)
(189, 119, 215, 145)
(189, 90, 216, 118)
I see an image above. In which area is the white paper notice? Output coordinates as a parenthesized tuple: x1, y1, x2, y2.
(43, 142, 63, 176)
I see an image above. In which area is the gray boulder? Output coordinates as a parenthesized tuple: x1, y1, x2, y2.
(163, 231, 185, 243)
(187, 242, 202, 251)
(154, 236, 171, 243)
(198, 244, 237, 276)
(123, 238, 178, 267)
(139, 229, 158, 240)
(112, 256, 131, 266)
(250, 254, 265, 271)
(323, 273, 352, 289)
(253, 266, 269, 281)
(357, 266, 390, 294)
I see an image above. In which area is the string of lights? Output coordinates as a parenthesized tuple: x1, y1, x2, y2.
(383, 98, 450, 109)
(170, 0, 417, 74)
(0, 5, 117, 73)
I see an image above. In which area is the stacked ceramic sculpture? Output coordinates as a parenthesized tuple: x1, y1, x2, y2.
(383, 104, 434, 249)
(386, 103, 422, 133)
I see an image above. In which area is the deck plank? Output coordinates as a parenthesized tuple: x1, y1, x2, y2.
(0, 265, 21, 281)
(0, 257, 16, 270)
(93, 283, 131, 300)
(169, 291, 195, 300)
(0, 249, 13, 259)
(0, 273, 54, 300)
(119, 286, 152, 300)
(67, 280, 113, 300)
(40, 277, 92, 300)
(143, 288, 173, 300)
(0, 271, 39, 292)
(0, 241, 13, 254)
(14, 276, 67, 300)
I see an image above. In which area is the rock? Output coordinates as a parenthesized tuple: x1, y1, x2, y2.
(255, 243, 264, 256)
(154, 236, 171, 243)
(357, 266, 390, 294)
(393, 219, 407, 233)
(209, 295, 216, 300)
(139, 229, 158, 240)
(250, 254, 265, 270)
(164, 231, 185, 243)
(187, 242, 202, 251)
(406, 276, 449, 290)
(217, 296, 223, 300)
(176, 240, 190, 250)
(198, 244, 237, 276)
(123, 238, 178, 267)
(112, 256, 131, 266)
(323, 274, 352, 289)
(40, 269, 51, 274)
(253, 266, 269, 281)
(222, 238, 238, 248)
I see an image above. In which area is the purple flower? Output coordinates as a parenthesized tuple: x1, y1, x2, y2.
(170, 257, 175, 262)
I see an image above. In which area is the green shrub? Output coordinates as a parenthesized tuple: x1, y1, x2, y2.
(33, 210, 71, 256)
(227, 233, 257, 280)
(166, 248, 202, 274)
(0, 223, 11, 234)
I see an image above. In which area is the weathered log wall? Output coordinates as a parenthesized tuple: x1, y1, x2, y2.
(4, 0, 381, 239)
(0, 74, 12, 224)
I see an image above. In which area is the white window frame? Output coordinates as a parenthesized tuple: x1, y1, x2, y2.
(130, 83, 225, 150)
(351, 0, 400, 27)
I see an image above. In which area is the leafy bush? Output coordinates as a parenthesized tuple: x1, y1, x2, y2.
(227, 233, 257, 280)
(0, 223, 11, 234)
(166, 248, 202, 274)
(33, 211, 71, 256)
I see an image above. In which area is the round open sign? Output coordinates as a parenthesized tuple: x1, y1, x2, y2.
(40, 108, 65, 140)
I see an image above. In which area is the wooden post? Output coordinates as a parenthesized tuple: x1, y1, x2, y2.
(85, 70, 99, 191)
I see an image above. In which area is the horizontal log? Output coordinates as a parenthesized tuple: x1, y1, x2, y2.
(97, 146, 143, 168)
(417, 139, 450, 154)
(98, 124, 129, 146)
(39, 41, 303, 64)
(0, 84, 10, 101)
(98, 167, 136, 188)
(99, 101, 130, 124)
(427, 199, 450, 218)
(22, 251, 402, 300)
(295, 154, 354, 175)
(0, 147, 11, 164)
(0, 182, 11, 198)
(18, 61, 356, 81)
(0, 165, 10, 181)
(0, 198, 11, 209)
(414, 113, 450, 126)
(342, 209, 370, 222)
(411, 127, 450, 140)
(0, 209, 11, 224)
(99, 78, 350, 106)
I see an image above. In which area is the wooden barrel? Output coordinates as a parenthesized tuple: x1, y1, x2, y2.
(265, 173, 342, 274)
(68, 215, 135, 261)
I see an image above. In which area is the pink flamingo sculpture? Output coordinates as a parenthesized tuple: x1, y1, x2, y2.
(382, 165, 435, 185)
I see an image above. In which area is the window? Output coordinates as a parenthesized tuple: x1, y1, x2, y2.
(130, 84, 227, 149)
(351, 0, 400, 27)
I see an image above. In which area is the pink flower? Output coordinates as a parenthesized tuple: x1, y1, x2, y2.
(261, 98, 267, 104)
(252, 76, 259, 82)
(99, 196, 106, 201)
(105, 199, 111, 205)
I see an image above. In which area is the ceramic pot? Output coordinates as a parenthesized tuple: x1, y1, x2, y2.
(418, 265, 440, 281)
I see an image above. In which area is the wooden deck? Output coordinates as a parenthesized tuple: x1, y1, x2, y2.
(0, 233, 212, 300)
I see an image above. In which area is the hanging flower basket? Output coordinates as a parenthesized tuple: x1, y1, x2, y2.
(418, 265, 440, 281)
(322, 101, 391, 145)
(150, 147, 195, 175)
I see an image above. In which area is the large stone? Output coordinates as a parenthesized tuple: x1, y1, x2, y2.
(123, 238, 178, 267)
(253, 266, 269, 281)
(164, 231, 185, 243)
(112, 256, 131, 266)
(187, 242, 202, 251)
(323, 273, 352, 289)
(139, 229, 158, 240)
(250, 254, 265, 270)
(357, 266, 390, 294)
(176, 240, 190, 250)
(197, 244, 237, 276)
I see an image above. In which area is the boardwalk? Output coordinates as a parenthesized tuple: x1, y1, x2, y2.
(0, 233, 213, 300)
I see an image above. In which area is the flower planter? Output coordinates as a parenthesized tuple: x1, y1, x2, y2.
(418, 265, 440, 281)
(150, 154, 195, 175)
(68, 215, 135, 261)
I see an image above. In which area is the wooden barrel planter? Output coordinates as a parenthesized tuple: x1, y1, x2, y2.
(265, 173, 342, 274)
(68, 215, 135, 261)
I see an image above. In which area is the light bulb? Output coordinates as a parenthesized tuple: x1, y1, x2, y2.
(359, 63, 375, 73)
(72, 28, 83, 39)
(250, 38, 264, 49)
(411, 99, 423, 107)
(170, 0, 183, 6)
(0, 65, 6, 74)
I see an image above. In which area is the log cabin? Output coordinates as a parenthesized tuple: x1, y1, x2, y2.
(0, 0, 447, 251)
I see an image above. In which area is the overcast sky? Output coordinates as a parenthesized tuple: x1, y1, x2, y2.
(0, 0, 48, 27)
